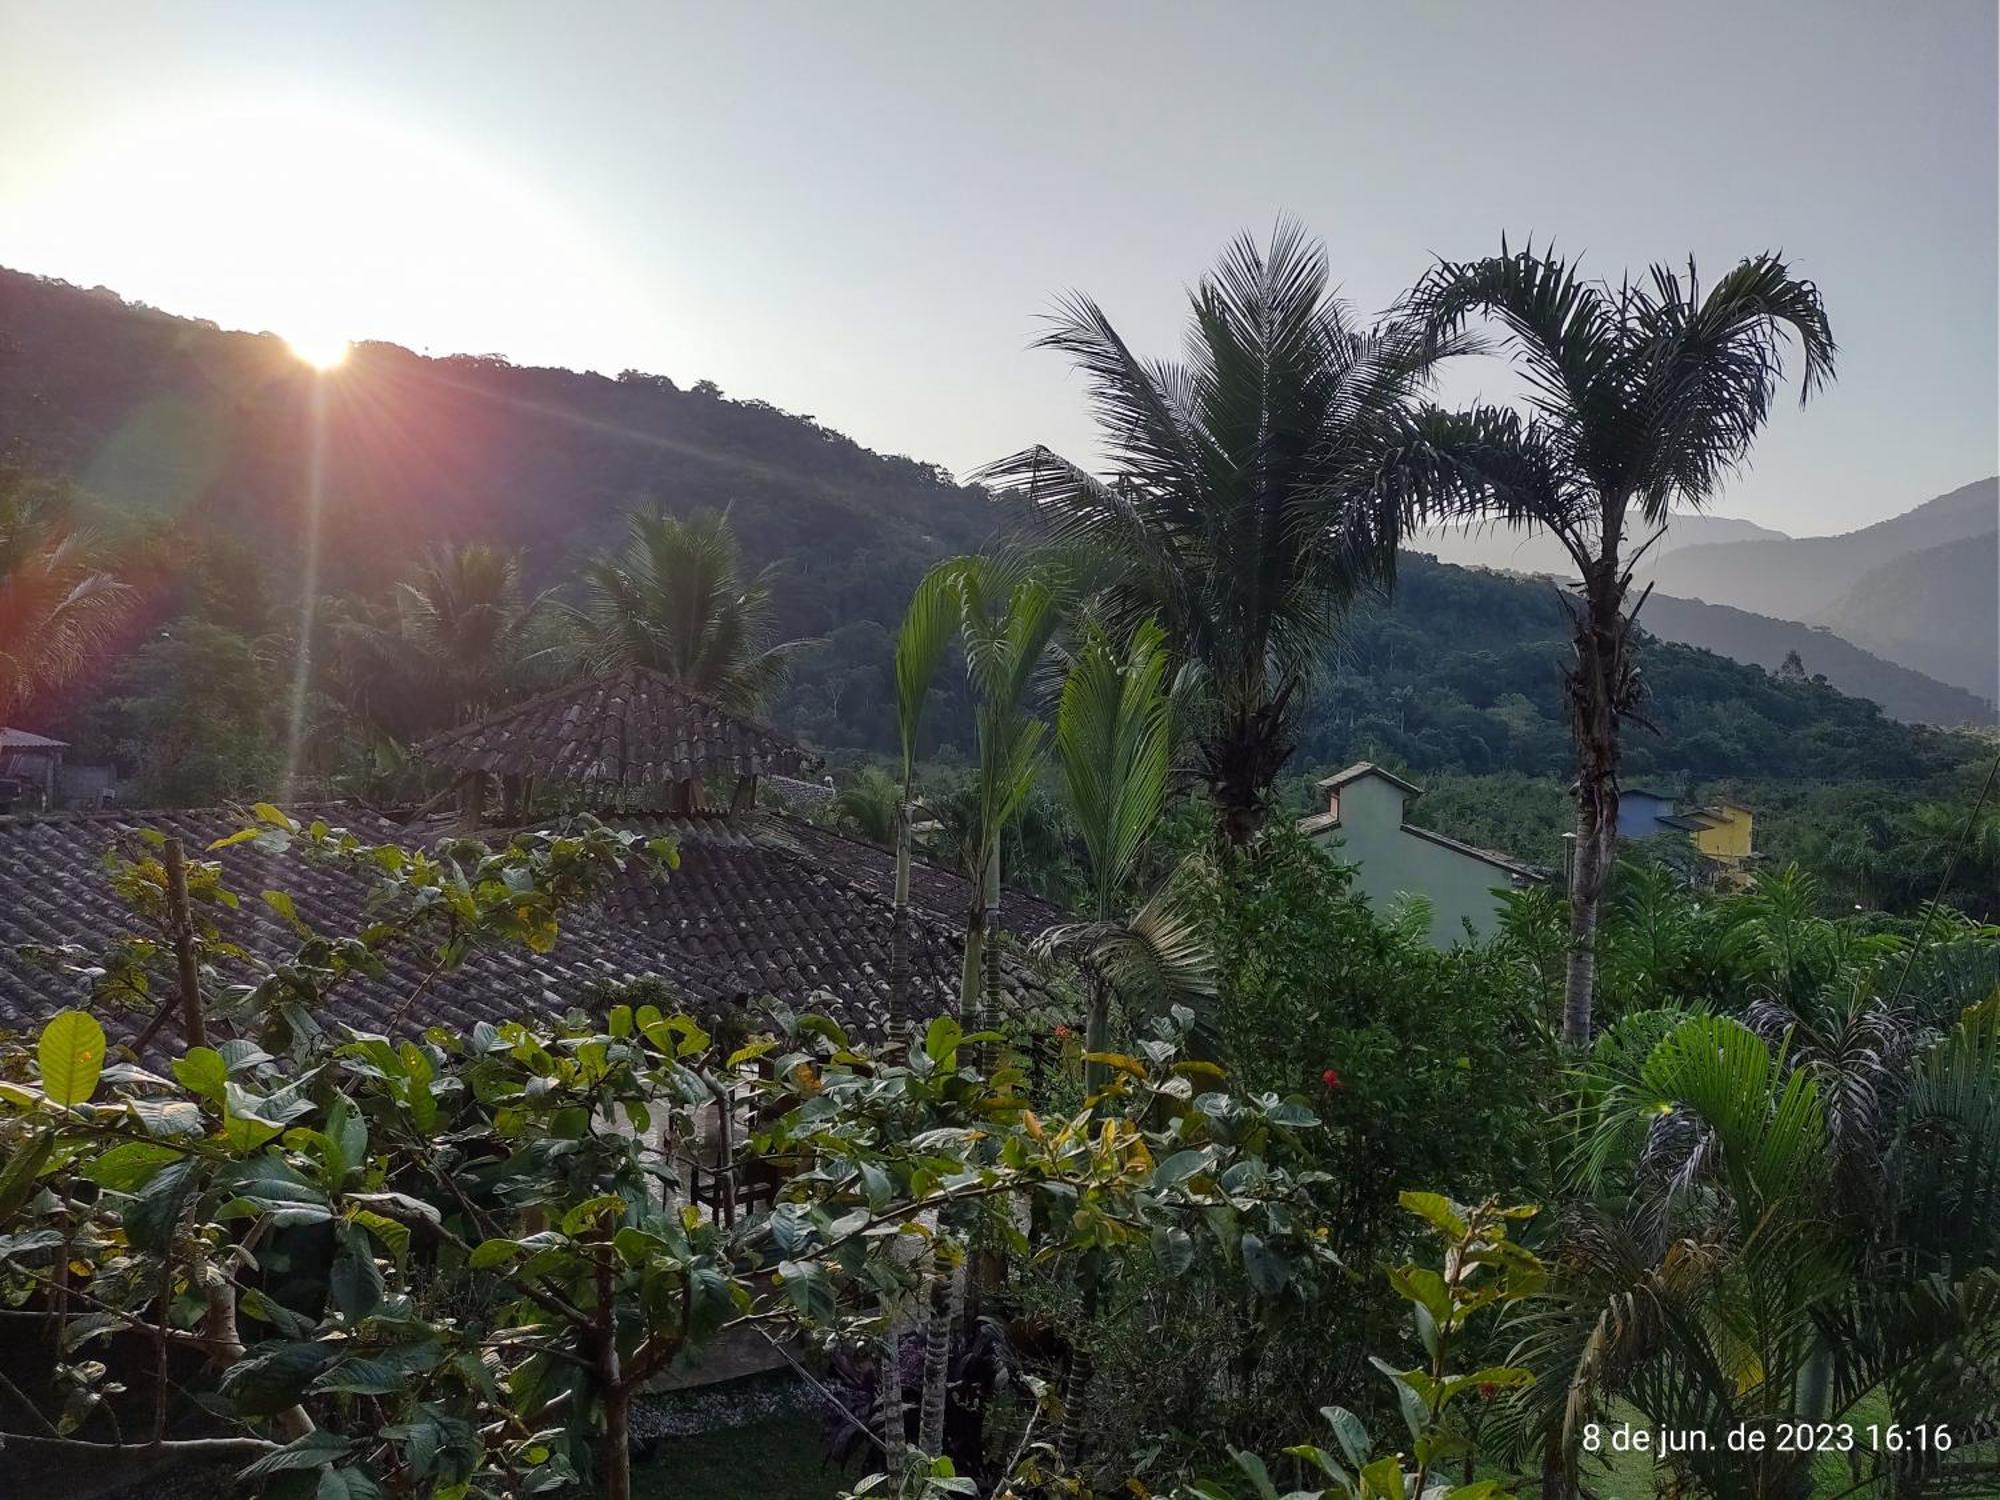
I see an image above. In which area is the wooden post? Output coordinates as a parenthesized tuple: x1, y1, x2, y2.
(162, 837, 209, 1050)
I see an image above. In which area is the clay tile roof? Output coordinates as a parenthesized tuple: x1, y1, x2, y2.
(414, 668, 821, 787)
(0, 803, 1047, 1050)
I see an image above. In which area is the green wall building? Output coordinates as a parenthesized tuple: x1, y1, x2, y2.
(1298, 763, 1545, 947)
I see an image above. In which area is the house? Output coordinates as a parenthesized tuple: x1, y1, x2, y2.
(0, 727, 67, 814)
(1297, 763, 1544, 946)
(1689, 800, 1755, 864)
(0, 669, 1064, 1050)
(1614, 785, 1755, 866)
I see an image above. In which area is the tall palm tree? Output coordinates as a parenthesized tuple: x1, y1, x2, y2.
(572, 507, 811, 714)
(980, 222, 1450, 845)
(328, 543, 560, 742)
(0, 465, 133, 724)
(1395, 244, 1835, 1044)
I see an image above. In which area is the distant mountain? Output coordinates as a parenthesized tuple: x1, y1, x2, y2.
(1816, 537, 2000, 701)
(1641, 477, 1997, 700)
(1638, 592, 1994, 727)
(1412, 511, 1788, 577)
(1300, 554, 1981, 788)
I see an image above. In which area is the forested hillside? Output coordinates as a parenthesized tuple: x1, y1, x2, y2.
(1295, 554, 1979, 785)
(0, 267, 1023, 744)
(1, 267, 1986, 793)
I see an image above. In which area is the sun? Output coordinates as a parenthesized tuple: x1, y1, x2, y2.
(286, 332, 352, 371)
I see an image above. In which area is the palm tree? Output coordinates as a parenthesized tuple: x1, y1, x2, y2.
(980, 222, 1449, 845)
(1036, 616, 1213, 1470)
(1396, 244, 1835, 1044)
(331, 543, 561, 742)
(885, 571, 961, 1032)
(0, 465, 133, 724)
(572, 507, 811, 714)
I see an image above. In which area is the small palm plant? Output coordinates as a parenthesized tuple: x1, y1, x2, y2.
(1037, 616, 1215, 1468)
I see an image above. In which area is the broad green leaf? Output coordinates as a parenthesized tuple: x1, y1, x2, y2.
(924, 1015, 963, 1065)
(1399, 1191, 1467, 1240)
(1151, 1148, 1210, 1191)
(38, 1010, 106, 1106)
(82, 1140, 182, 1194)
(0, 1130, 53, 1226)
(329, 1234, 385, 1319)
(1359, 1455, 1407, 1500)
(172, 1046, 228, 1103)
(1240, 1232, 1288, 1296)
(235, 1430, 354, 1479)
(1369, 1356, 1429, 1444)
(218, 1340, 338, 1416)
(1228, 1449, 1282, 1500)
(468, 1238, 523, 1269)
(1150, 1223, 1195, 1276)
(1320, 1405, 1372, 1470)
(125, 1158, 199, 1252)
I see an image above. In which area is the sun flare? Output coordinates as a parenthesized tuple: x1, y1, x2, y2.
(286, 332, 352, 371)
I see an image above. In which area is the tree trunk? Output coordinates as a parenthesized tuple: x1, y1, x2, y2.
(1055, 1262, 1100, 1470)
(1560, 571, 1626, 1049)
(889, 798, 913, 1035)
(959, 905, 985, 1028)
(1562, 794, 1608, 1048)
(163, 838, 209, 1050)
(879, 1297, 907, 1473)
(978, 843, 1001, 1065)
(1202, 687, 1296, 849)
(917, 1244, 963, 1457)
(601, 1381, 632, 1500)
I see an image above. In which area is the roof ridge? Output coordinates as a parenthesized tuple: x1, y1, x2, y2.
(416, 666, 807, 758)
(0, 798, 383, 828)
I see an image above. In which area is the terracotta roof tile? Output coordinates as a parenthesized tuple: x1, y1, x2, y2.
(0, 804, 1046, 1051)
(415, 669, 821, 787)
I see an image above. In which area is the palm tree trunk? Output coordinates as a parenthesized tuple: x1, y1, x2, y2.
(1563, 793, 1609, 1048)
(917, 1245, 963, 1457)
(879, 1297, 907, 1473)
(979, 842, 1001, 1055)
(889, 797, 913, 1036)
(1561, 577, 1624, 1048)
(1055, 1261, 1101, 1470)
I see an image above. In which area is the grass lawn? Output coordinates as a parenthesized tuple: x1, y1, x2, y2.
(633, 1414, 848, 1500)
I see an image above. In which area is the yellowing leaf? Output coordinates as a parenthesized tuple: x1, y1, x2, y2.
(38, 1011, 106, 1107)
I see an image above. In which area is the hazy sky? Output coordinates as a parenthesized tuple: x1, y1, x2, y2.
(2, 0, 1994, 535)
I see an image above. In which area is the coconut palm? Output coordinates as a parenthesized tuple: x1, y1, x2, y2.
(980, 222, 1450, 845)
(1395, 243, 1835, 1045)
(330, 543, 561, 742)
(0, 465, 133, 724)
(571, 507, 811, 714)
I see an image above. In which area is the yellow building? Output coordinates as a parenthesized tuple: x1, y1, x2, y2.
(1688, 801, 1754, 863)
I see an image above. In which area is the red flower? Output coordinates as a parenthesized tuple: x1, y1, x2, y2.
(1321, 1068, 1342, 1090)
(1478, 1381, 1499, 1402)
(1053, 1023, 1073, 1041)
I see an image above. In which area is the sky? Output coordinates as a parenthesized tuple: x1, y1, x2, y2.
(1, 0, 1994, 536)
